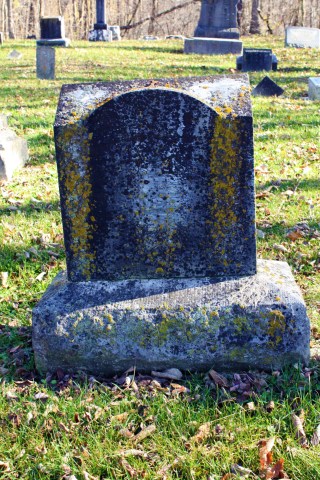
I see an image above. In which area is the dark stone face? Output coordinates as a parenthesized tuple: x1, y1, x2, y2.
(252, 76, 284, 97)
(40, 17, 64, 39)
(242, 49, 272, 72)
(54, 76, 256, 282)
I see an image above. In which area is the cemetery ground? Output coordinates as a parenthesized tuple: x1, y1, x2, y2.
(0, 36, 319, 479)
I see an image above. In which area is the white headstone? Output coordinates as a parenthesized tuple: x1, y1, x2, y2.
(308, 77, 320, 100)
(285, 27, 320, 48)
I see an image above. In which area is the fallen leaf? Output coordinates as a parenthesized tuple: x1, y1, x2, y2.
(273, 244, 288, 253)
(231, 463, 255, 476)
(311, 424, 320, 446)
(118, 449, 147, 458)
(292, 413, 308, 447)
(34, 392, 49, 401)
(259, 437, 275, 471)
(0, 461, 10, 472)
(286, 230, 303, 241)
(119, 428, 134, 439)
(209, 369, 229, 388)
(1, 272, 8, 288)
(246, 401, 256, 412)
(131, 424, 156, 443)
(266, 458, 289, 479)
(35, 271, 46, 282)
(191, 422, 211, 444)
(120, 458, 139, 478)
(111, 412, 129, 423)
(266, 401, 275, 413)
(59, 421, 70, 433)
(6, 390, 18, 401)
(83, 471, 98, 480)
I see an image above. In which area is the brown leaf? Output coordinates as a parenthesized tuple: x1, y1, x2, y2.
(6, 390, 18, 401)
(286, 230, 303, 241)
(151, 368, 183, 380)
(59, 421, 70, 433)
(111, 412, 129, 423)
(310, 424, 320, 447)
(0, 461, 10, 472)
(34, 392, 49, 402)
(259, 437, 275, 470)
(209, 369, 229, 388)
(120, 458, 139, 478)
(119, 428, 134, 439)
(266, 458, 289, 479)
(291, 413, 308, 447)
(246, 401, 256, 412)
(131, 424, 156, 443)
(191, 422, 211, 444)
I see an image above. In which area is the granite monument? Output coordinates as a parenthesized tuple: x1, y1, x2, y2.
(37, 17, 70, 47)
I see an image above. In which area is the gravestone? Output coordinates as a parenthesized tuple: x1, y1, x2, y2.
(185, 0, 242, 55)
(308, 77, 320, 100)
(0, 32, 3, 45)
(109, 25, 121, 41)
(36, 46, 55, 80)
(32, 75, 310, 377)
(236, 48, 278, 72)
(8, 50, 22, 59)
(252, 76, 284, 97)
(37, 17, 70, 47)
(0, 115, 29, 181)
(285, 26, 320, 48)
(89, 0, 114, 42)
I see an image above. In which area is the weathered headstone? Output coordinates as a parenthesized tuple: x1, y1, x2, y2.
(0, 32, 3, 45)
(308, 77, 320, 100)
(37, 17, 70, 47)
(89, 0, 113, 42)
(285, 26, 320, 48)
(109, 25, 121, 41)
(236, 48, 278, 72)
(36, 46, 55, 80)
(0, 115, 28, 181)
(252, 76, 284, 97)
(33, 75, 310, 377)
(184, 0, 242, 55)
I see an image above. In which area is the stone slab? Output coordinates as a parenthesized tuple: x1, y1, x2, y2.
(0, 119, 28, 181)
(285, 26, 320, 48)
(184, 38, 242, 55)
(32, 259, 310, 376)
(36, 39, 70, 47)
(252, 76, 284, 97)
(36, 46, 55, 80)
(54, 75, 256, 282)
(308, 77, 320, 100)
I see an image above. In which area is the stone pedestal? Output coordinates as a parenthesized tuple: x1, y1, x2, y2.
(88, 29, 112, 42)
(33, 260, 310, 376)
(36, 46, 55, 79)
(0, 115, 28, 181)
(184, 37, 242, 55)
(308, 77, 320, 100)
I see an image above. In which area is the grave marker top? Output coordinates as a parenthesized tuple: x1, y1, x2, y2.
(194, 0, 240, 39)
(55, 75, 256, 282)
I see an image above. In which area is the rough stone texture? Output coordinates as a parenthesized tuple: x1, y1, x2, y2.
(54, 75, 256, 282)
(88, 29, 112, 41)
(194, 0, 240, 39)
(285, 26, 320, 48)
(37, 17, 70, 47)
(36, 46, 55, 80)
(32, 259, 310, 376)
(252, 76, 284, 97)
(184, 37, 242, 55)
(308, 77, 320, 100)
(0, 116, 28, 181)
(109, 26, 121, 41)
(236, 49, 277, 72)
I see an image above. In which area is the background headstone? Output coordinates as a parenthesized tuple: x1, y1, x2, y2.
(285, 26, 320, 48)
(236, 48, 278, 72)
(0, 32, 3, 45)
(36, 46, 55, 80)
(37, 17, 70, 47)
(252, 76, 284, 97)
(108, 25, 121, 41)
(184, 37, 242, 55)
(308, 77, 320, 100)
(7, 50, 22, 59)
(33, 75, 309, 376)
(89, 0, 112, 42)
(0, 115, 29, 181)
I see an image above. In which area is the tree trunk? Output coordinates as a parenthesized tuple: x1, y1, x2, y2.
(6, 0, 14, 38)
(249, 0, 261, 33)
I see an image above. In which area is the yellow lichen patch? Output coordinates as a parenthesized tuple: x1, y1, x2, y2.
(209, 116, 241, 264)
(267, 310, 286, 346)
(59, 122, 97, 280)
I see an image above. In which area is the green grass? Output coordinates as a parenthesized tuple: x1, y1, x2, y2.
(0, 36, 319, 479)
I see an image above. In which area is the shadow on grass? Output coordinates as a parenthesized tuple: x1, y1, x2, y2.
(0, 199, 60, 218)
(256, 178, 320, 192)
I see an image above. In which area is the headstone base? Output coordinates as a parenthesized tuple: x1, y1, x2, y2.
(0, 115, 28, 181)
(36, 38, 70, 47)
(308, 77, 320, 100)
(32, 259, 310, 377)
(184, 37, 242, 55)
(88, 29, 112, 42)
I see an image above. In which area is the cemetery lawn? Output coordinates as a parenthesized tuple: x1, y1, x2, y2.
(0, 36, 319, 479)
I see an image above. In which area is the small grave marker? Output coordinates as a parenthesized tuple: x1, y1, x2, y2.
(236, 48, 278, 72)
(308, 77, 320, 100)
(0, 115, 28, 181)
(252, 76, 284, 97)
(36, 46, 55, 80)
(285, 26, 320, 48)
(8, 50, 22, 59)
